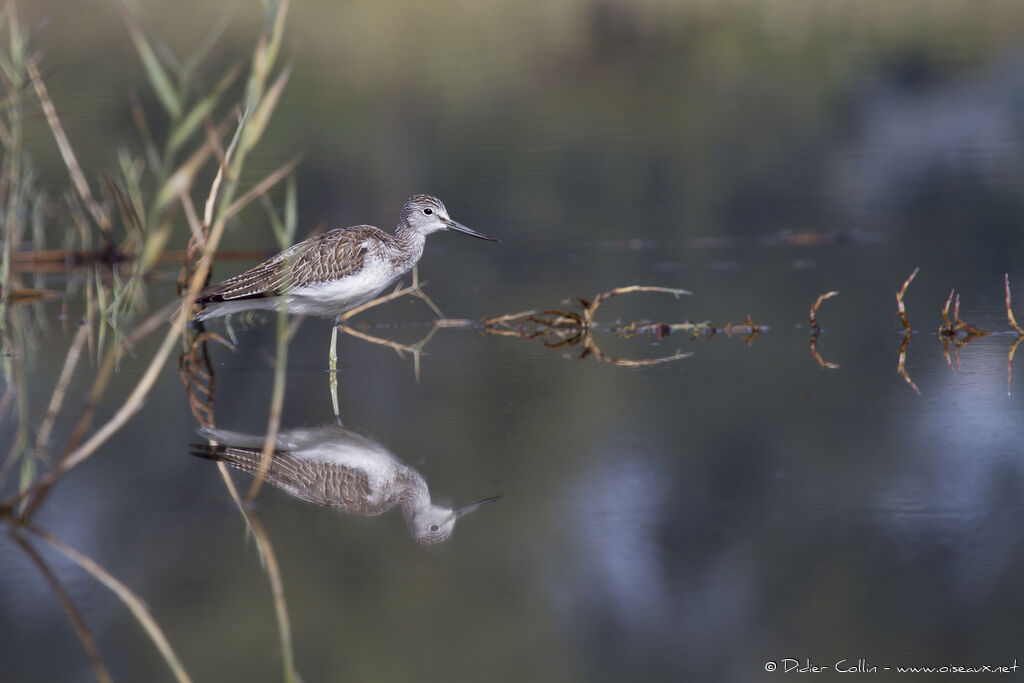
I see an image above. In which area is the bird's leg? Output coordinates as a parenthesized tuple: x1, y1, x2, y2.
(329, 318, 340, 419)
(225, 313, 239, 346)
(410, 265, 444, 318)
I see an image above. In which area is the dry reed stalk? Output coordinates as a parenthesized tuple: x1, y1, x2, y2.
(33, 322, 89, 462)
(24, 57, 110, 237)
(809, 290, 839, 334)
(1006, 274, 1023, 335)
(896, 267, 919, 332)
(582, 285, 692, 323)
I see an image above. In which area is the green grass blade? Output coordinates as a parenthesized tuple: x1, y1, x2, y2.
(167, 62, 242, 154)
(181, 9, 234, 79)
(251, 0, 289, 99)
(122, 6, 181, 119)
(239, 64, 291, 152)
(153, 114, 230, 215)
(284, 172, 296, 244)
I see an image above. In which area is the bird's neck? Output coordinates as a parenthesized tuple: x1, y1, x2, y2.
(393, 225, 427, 269)
(397, 469, 431, 519)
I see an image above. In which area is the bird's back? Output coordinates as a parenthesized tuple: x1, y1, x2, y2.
(197, 225, 389, 304)
(190, 441, 389, 514)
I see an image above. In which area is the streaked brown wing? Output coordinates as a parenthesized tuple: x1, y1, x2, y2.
(197, 226, 381, 303)
(190, 443, 373, 511)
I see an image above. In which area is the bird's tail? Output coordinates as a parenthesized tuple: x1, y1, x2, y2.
(189, 443, 271, 477)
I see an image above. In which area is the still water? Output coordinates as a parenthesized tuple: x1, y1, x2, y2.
(3, 1, 1024, 682)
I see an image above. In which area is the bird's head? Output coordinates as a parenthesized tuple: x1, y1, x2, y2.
(400, 194, 498, 242)
(408, 495, 503, 545)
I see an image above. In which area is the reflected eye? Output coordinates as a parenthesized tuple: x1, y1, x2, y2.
(423, 208, 433, 215)
(429, 524, 439, 532)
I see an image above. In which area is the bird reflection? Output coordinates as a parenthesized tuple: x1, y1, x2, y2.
(190, 423, 500, 544)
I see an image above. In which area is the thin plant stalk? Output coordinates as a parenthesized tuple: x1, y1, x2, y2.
(246, 166, 297, 503)
(25, 525, 192, 683)
(246, 513, 298, 683)
(214, 464, 298, 682)
(1006, 273, 1023, 335)
(34, 321, 89, 462)
(245, 297, 289, 503)
(9, 530, 113, 683)
(896, 267, 918, 332)
(25, 55, 110, 238)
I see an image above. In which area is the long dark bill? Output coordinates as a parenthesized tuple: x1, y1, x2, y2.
(453, 495, 504, 518)
(444, 218, 500, 242)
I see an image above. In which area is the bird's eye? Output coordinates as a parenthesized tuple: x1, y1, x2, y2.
(430, 524, 439, 532)
(422, 208, 433, 215)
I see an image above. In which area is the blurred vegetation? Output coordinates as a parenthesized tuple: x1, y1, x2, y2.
(1, 0, 301, 679)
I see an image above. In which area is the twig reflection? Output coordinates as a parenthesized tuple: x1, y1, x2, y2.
(808, 291, 839, 369)
(1006, 274, 1024, 394)
(894, 269, 920, 393)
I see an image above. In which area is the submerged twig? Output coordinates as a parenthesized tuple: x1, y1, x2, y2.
(938, 289, 988, 341)
(937, 289, 988, 373)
